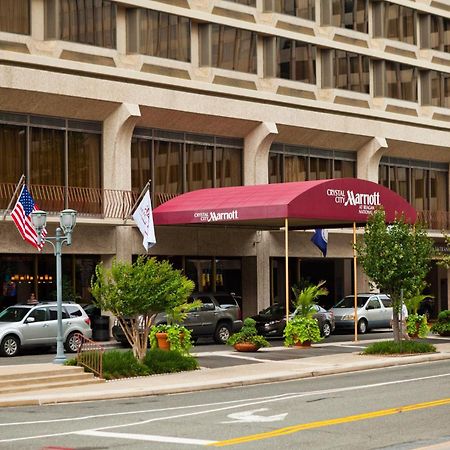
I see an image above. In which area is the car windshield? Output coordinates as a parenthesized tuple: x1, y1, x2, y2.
(0, 306, 31, 322)
(333, 296, 369, 308)
(259, 304, 285, 316)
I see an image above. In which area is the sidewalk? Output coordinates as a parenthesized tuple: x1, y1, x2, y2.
(1, 342, 450, 407)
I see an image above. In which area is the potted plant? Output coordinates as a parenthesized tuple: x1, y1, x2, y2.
(284, 281, 328, 347)
(405, 294, 431, 338)
(227, 318, 269, 352)
(431, 310, 450, 337)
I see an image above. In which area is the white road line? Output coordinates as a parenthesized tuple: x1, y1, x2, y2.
(1, 372, 450, 444)
(76, 430, 216, 445)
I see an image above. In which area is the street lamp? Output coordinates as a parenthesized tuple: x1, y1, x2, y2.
(31, 209, 77, 364)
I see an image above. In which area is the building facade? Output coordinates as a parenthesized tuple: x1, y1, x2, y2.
(0, 0, 449, 317)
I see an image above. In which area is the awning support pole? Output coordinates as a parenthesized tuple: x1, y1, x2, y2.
(285, 218, 290, 324)
(353, 222, 358, 342)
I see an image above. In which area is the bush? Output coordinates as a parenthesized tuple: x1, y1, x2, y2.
(227, 318, 270, 348)
(143, 348, 199, 374)
(102, 350, 150, 380)
(363, 340, 436, 355)
(149, 324, 193, 354)
(284, 316, 322, 346)
(406, 314, 429, 338)
(431, 310, 450, 335)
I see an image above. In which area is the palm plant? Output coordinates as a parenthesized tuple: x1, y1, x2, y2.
(292, 280, 329, 318)
(404, 293, 431, 338)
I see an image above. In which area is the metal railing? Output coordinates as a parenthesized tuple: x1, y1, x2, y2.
(76, 334, 105, 379)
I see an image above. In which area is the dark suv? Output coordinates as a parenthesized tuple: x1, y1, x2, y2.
(112, 292, 243, 345)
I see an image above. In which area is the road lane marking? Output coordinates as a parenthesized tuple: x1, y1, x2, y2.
(222, 408, 288, 423)
(210, 397, 450, 447)
(2, 372, 450, 443)
(76, 430, 216, 446)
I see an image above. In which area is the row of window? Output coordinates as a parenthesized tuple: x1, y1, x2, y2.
(0, 113, 448, 215)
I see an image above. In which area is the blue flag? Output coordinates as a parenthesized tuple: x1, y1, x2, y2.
(311, 229, 328, 257)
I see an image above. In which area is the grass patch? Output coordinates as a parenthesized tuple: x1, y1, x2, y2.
(363, 340, 436, 355)
(103, 350, 150, 380)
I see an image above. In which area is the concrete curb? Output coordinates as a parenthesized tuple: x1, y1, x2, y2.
(1, 351, 449, 407)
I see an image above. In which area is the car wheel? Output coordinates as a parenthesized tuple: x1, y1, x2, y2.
(0, 335, 20, 357)
(321, 321, 332, 338)
(214, 323, 231, 344)
(358, 319, 368, 334)
(65, 332, 81, 353)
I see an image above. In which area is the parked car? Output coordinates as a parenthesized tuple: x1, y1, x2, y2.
(0, 302, 92, 357)
(112, 292, 243, 345)
(329, 293, 392, 334)
(251, 303, 335, 338)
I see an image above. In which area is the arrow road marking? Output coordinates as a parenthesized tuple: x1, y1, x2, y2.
(222, 408, 288, 423)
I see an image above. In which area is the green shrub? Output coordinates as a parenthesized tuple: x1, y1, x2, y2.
(284, 316, 322, 346)
(406, 314, 429, 338)
(227, 318, 270, 348)
(64, 358, 77, 366)
(143, 348, 199, 374)
(363, 340, 436, 355)
(431, 310, 450, 335)
(102, 350, 150, 380)
(149, 324, 193, 354)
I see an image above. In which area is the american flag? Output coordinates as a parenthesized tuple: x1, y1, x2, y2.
(11, 185, 47, 250)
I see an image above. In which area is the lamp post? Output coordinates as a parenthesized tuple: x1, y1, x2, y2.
(31, 209, 77, 364)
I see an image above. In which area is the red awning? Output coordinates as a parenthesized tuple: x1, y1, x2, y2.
(153, 178, 416, 229)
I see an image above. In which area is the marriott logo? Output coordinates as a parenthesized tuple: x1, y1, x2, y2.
(344, 191, 380, 207)
(194, 210, 239, 222)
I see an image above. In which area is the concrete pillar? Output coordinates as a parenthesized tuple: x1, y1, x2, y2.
(243, 122, 278, 185)
(103, 103, 141, 191)
(31, 0, 45, 40)
(356, 262, 371, 293)
(356, 137, 388, 182)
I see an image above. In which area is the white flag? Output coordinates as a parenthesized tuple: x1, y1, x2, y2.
(132, 190, 156, 251)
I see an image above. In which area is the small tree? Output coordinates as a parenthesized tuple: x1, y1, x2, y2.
(356, 209, 434, 342)
(437, 233, 450, 270)
(91, 256, 194, 362)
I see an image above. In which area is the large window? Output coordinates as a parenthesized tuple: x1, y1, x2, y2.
(128, 9, 190, 61)
(385, 61, 418, 102)
(0, 113, 102, 210)
(430, 15, 450, 53)
(0, 0, 29, 34)
(271, 0, 315, 22)
(224, 0, 256, 5)
(60, 0, 116, 48)
(210, 24, 257, 73)
(278, 38, 316, 84)
(269, 144, 356, 183)
(431, 71, 450, 108)
(379, 158, 448, 213)
(331, 0, 368, 33)
(333, 50, 370, 93)
(384, 3, 417, 45)
(132, 130, 243, 204)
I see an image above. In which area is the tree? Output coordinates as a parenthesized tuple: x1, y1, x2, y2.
(356, 209, 434, 342)
(91, 256, 195, 361)
(437, 233, 450, 270)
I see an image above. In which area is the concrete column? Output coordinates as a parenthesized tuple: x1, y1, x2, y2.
(356, 262, 371, 293)
(31, 0, 45, 40)
(103, 103, 141, 191)
(243, 122, 278, 186)
(356, 137, 388, 182)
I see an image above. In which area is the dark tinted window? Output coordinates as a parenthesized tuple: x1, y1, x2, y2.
(196, 295, 214, 309)
(214, 294, 238, 307)
(65, 305, 83, 317)
(0, 307, 30, 322)
(48, 306, 69, 320)
(367, 299, 381, 309)
(28, 308, 47, 322)
(334, 296, 369, 308)
(380, 297, 392, 307)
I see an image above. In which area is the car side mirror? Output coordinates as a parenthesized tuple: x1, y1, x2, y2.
(25, 317, 35, 323)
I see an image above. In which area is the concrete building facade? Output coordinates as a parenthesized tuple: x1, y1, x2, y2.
(0, 0, 449, 317)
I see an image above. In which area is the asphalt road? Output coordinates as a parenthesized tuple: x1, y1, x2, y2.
(1, 360, 450, 449)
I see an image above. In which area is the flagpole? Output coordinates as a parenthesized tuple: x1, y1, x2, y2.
(125, 179, 151, 224)
(2, 174, 25, 221)
(285, 217, 289, 325)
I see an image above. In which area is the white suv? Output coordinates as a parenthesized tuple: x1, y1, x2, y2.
(0, 302, 92, 357)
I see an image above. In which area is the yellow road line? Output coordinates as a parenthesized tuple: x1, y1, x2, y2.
(209, 397, 450, 447)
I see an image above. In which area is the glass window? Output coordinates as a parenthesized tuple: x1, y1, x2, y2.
(60, 0, 116, 48)
(278, 38, 316, 84)
(430, 15, 450, 53)
(211, 24, 257, 73)
(269, 153, 283, 184)
(215, 146, 242, 188)
(332, 0, 368, 33)
(367, 299, 381, 309)
(154, 140, 184, 196)
(131, 138, 152, 193)
(68, 132, 101, 188)
(411, 168, 427, 210)
(29, 128, 65, 186)
(284, 154, 307, 182)
(134, 9, 190, 61)
(385, 61, 418, 102)
(384, 3, 417, 45)
(333, 50, 370, 93)
(0, 0, 29, 34)
(186, 143, 213, 191)
(29, 308, 47, 322)
(333, 160, 355, 178)
(309, 157, 332, 181)
(431, 71, 450, 108)
(48, 306, 69, 320)
(272, 0, 315, 21)
(0, 125, 26, 188)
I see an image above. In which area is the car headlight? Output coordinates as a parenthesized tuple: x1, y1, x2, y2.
(342, 314, 355, 320)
